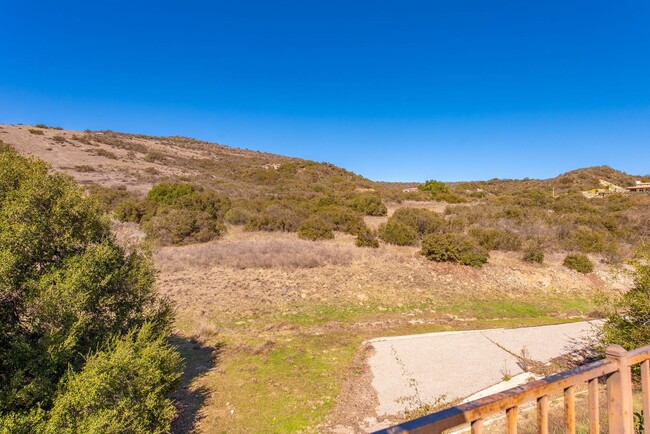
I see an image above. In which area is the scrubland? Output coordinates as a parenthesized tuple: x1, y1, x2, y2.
(2, 123, 649, 433)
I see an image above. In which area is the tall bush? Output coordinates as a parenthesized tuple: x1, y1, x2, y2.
(420, 233, 489, 267)
(600, 245, 650, 350)
(350, 194, 387, 216)
(378, 221, 418, 246)
(46, 324, 182, 433)
(147, 182, 195, 204)
(391, 207, 445, 236)
(298, 215, 335, 241)
(142, 208, 223, 245)
(0, 149, 178, 429)
(469, 227, 522, 251)
(563, 253, 594, 273)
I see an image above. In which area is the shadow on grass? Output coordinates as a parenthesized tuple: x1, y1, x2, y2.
(170, 335, 224, 434)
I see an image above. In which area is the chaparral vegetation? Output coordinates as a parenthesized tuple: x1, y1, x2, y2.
(1, 123, 649, 433)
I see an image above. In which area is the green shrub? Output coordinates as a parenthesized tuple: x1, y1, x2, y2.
(147, 182, 195, 205)
(85, 183, 125, 206)
(247, 204, 303, 232)
(224, 207, 254, 225)
(469, 227, 522, 251)
(600, 245, 650, 351)
(522, 246, 544, 264)
(420, 233, 489, 267)
(142, 208, 223, 245)
(565, 226, 607, 253)
(355, 228, 379, 248)
(350, 194, 387, 216)
(28, 128, 45, 135)
(433, 191, 466, 203)
(298, 215, 335, 241)
(0, 148, 174, 417)
(418, 180, 465, 203)
(378, 221, 418, 246)
(418, 179, 449, 197)
(0, 409, 46, 433)
(391, 207, 445, 236)
(563, 253, 594, 273)
(46, 323, 182, 433)
(114, 198, 155, 223)
(319, 205, 366, 235)
(497, 205, 525, 221)
(459, 249, 491, 267)
(174, 190, 231, 219)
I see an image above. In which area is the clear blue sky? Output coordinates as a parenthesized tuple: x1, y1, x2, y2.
(1, 1, 649, 181)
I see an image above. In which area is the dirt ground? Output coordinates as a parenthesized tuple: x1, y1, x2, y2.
(153, 227, 625, 324)
(147, 227, 628, 433)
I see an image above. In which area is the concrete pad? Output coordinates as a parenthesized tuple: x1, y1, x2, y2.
(481, 321, 598, 362)
(368, 321, 599, 416)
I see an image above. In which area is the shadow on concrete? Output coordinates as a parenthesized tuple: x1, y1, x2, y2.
(170, 335, 223, 434)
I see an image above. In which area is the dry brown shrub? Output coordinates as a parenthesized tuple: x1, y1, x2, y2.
(156, 238, 357, 271)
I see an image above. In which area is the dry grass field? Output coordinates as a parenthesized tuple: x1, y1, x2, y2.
(151, 227, 625, 433)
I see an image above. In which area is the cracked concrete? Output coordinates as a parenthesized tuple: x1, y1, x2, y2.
(367, 321, 599, 416)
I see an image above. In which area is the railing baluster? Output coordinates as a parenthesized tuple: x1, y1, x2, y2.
(588, 378, 600, 434)
(565, 386, 576, 434)
(606, 345, 634, 434)
(642, 360, 650, 434)
(537, 395, 549, 434)
(372, 344, 650, 434)
(507, 406, 518, 434)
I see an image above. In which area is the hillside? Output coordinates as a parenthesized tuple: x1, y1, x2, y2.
(2, 122, 649, 433)
(0, 123, 375, 197)
(2, 124, 644, 201)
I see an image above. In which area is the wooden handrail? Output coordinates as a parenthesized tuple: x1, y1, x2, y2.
(374, 344, 650, 434)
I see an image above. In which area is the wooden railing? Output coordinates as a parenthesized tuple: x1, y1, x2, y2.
(374, 344, 650, 434)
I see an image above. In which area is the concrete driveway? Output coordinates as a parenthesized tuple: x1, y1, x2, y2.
(368, 321, 599, 416)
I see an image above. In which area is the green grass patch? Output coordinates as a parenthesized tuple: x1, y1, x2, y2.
(442, 294, 595, 320)
(203, 333, 359, 433)
(174, 292, 599, 433)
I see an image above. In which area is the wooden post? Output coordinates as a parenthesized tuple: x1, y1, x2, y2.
(471, 418, 484, 434)
(642, 360, 650, 434)
(537, 395, 549, 434)
(506, 406, 518, 434)
(588, 378, 600, 434)
(565, 386, 576, 434)
(605, 344, 634, 434)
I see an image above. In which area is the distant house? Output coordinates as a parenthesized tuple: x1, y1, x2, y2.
(628, 181, 650, 193)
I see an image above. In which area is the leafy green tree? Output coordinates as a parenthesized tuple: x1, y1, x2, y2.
(0, 149, 177, 428)
(45, 324, 182, 434)
(418, 180, 449, 196)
